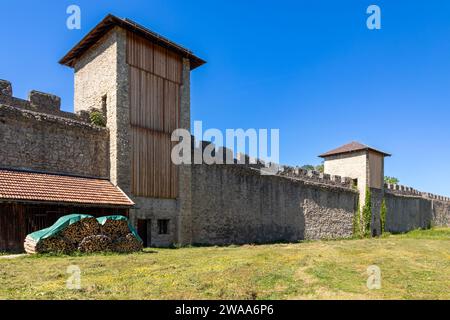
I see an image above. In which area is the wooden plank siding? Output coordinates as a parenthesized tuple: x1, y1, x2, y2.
(127, 31, 182, 199)
(130, 68, 165, 131)
(127, 32, 154, 73)
(130, 128, 178, 198)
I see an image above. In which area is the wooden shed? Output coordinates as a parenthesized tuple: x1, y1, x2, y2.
(0, 168, 134, 252)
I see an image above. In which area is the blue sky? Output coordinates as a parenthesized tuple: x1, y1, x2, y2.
(1, 1, 449, 196)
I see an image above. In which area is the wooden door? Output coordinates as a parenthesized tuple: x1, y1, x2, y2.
(137, 219, 151, 247)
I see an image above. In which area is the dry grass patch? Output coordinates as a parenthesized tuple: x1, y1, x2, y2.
(0, 228, 449, 300)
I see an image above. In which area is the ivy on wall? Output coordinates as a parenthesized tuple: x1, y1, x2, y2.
(380, 199, 387, 234)
(353, 188, 375, 238)
(353, 205, 362, 238)
(362, 188, 372, 237)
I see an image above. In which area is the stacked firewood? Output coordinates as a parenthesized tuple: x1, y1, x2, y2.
(24, 235, 75, 254)
(24, 217, 142, 254)
(60, 217, 101, 243)
(100, 219, 130, 239)
(78, 235, 113, 253)
(113, 233, 144, 253)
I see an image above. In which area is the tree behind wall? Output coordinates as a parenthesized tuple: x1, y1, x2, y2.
(301, 164, 324, 173)
(384, 176, 399, 184)
(315, 164, 324, 173)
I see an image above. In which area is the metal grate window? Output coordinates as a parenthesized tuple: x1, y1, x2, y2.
(158, 219, 170, 235)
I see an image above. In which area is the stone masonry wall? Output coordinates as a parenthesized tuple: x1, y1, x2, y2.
(0, 96, 109, 178)
(191, 164, 358, 245)
(370, 187, 383, 236)
(384, 184, 450, 233)
(432, 199, 450, 227)
(74, 27, 131, 191)
(384, 192, 433, 233)
(176, 58, 193, 245)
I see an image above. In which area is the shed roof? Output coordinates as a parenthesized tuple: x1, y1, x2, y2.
(0, 169, 134, 207)
(319, 141, 391, 158)
(59, 14, 206, 70)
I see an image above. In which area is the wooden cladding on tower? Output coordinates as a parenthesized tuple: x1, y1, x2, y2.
(127, 32, 183, 199)
(127, 32, 182, 83)
(129, 68, 180, 132)
(131, 128, 178, 198)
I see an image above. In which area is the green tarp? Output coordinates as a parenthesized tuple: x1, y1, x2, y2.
(27, 214, 142, 244)
(97, 215, 143, 243)
(28, 214, 93, 242)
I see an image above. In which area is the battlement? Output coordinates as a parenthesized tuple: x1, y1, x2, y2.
(384, 183, 450, 202)
(0, 79, 91, 122)
(189, 140, 354, 189)
(277, 166, 354, 189)
(421, 192, 450, 202)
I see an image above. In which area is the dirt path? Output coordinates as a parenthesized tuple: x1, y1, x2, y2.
(0, 254, 26, 259)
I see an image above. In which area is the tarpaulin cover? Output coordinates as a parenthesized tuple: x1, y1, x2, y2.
(97, 215, 143, 243)
(27, 214, 142, 243)
(27, 214, 93, 242)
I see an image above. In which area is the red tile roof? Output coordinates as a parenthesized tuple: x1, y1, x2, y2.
(319, 141, 391, 158)
(0, 169, 134, 207)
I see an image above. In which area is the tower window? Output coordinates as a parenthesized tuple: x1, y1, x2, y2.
(158, 219, 170, 235)
(352, 179, 358, 187)
(101, 94, 107, 114)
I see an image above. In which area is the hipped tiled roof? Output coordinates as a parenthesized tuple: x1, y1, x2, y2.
(59, 14, 206, 70)
(0, 169, 134, 207)
(319, 141, 391, 158)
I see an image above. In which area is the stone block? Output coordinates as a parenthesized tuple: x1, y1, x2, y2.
(29, 90, 61, 110)
(0, 80, 12, 96)
(342, 177, 352, 186)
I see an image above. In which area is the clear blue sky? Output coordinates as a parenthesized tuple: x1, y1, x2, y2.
(1, 1, 449, 196)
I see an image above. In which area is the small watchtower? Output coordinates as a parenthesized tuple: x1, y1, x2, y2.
(319, 141, 391, 235)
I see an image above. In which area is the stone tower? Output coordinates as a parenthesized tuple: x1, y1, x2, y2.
(60, 15, 205, 246)
(319, 141, 391, 235)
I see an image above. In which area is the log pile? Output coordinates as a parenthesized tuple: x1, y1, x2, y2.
(24, 236, 37, 254)
(60, 217, 101, 243)
(24, 216, 142, 254)
(78, 235, 113, 253)
(24, 235, 75, 254)
(100, 219, 130, 240)
(113, 233, 144, 253)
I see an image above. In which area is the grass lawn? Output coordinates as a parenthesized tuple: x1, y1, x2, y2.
(0, 228, 449, 300)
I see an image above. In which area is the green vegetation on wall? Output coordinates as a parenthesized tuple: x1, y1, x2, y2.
(353, 205, 362, 238)
(89, 110, 106, 127)
(380, 199, 387, 234)
(362, 188, 372, 237)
